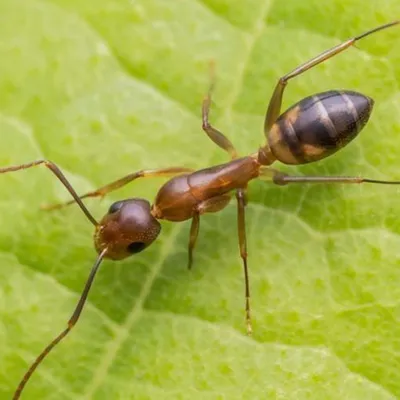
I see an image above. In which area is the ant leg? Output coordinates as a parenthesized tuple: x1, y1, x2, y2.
(13, 249, 108, 400)
(44, 166, 194, 210)
(187, 194, 231, 270)
(264, 21, 399, 133)
(0, 160, 98, 226)
(202, 65, 238, 159)
(259, 166, 400, 186)
(188, 213, 199, 270)
(236, 188, 252, 335)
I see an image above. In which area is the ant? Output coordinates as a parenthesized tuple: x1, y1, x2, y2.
(4, 20, 400, 399)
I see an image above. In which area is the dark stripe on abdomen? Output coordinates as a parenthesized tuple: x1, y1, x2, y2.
(291, 93, 339, 148)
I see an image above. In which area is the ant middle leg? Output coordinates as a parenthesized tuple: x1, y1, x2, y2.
(44, 166, 194, 210)
(202, 64, 238, 159)
(263, 20, 399, 133)
(236, 187, 252, 335)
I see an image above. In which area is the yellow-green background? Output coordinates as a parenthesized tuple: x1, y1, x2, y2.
(1, 1, 400, 399)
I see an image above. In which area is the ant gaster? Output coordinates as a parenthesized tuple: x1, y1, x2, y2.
(4, 20, 400, 399)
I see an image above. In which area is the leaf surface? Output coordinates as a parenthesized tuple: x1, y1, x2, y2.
(0, 1, 400, 399)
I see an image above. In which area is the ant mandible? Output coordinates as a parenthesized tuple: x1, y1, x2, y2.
(5, 20, 400, 400)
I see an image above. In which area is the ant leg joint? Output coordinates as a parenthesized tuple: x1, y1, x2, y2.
(272, 172, 289, 186)
(279, 77, 288, 86)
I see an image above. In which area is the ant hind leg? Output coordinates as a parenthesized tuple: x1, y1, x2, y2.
(263, 21, 399, 135)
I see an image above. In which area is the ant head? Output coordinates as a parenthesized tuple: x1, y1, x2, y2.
(94, 198, 161, 260)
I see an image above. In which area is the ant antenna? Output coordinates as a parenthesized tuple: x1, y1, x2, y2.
(0, 160, 98, 226)
(13, 248, 108, 400)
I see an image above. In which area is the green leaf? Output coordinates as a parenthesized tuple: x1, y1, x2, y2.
(1, 1, 400, 399)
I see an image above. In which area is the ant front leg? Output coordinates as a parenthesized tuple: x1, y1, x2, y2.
(44, 166, 194, 210)
(263, 21, 399, 133)
(187, 194, 231, 270)
(188, 213, 200, 270)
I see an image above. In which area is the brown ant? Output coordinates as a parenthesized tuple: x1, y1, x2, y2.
(4, 20, 400, 399)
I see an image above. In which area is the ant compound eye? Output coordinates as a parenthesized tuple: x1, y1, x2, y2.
(127, 242, 146, 254)
(108, 200, 125, 214)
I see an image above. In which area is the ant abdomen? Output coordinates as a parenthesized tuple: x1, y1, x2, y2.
(268, 90, 374, 165)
